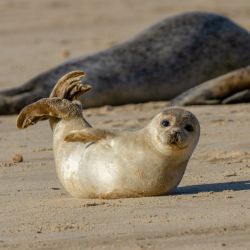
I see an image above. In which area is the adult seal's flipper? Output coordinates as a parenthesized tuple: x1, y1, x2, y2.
(171, 65, 250, 105)
(222, 89, 250, 104)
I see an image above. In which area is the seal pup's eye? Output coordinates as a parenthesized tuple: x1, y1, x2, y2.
(161, 119, 170, 127)
(185, 124, 194, 132)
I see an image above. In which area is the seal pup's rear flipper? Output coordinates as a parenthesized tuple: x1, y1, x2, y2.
(17, 98, 82, 129)
(64, 128, 114, 143)
(16, 71, 93, 130)
(49, 71, 91, 100)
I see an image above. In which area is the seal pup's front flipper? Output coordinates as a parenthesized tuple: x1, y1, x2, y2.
(64, 128, 114, 143)
(17, 98, 82, 129)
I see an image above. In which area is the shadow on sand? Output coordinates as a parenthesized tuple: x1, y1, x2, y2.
(175, 180, 250, 195)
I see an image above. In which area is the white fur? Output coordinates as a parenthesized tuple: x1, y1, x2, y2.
(52, 109, 200, 198)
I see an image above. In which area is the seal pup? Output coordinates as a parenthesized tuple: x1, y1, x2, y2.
(17, 71, 200, 199)
(2, 11, 250, 114)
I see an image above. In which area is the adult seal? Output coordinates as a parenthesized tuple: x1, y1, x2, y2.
(17, 71, 200, 198)
(1, 11, 250, 114)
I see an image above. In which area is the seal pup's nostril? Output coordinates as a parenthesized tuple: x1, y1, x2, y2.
(168, 128, 182, 145)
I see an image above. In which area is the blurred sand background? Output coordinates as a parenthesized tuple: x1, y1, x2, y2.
(0, 0, 250, 249)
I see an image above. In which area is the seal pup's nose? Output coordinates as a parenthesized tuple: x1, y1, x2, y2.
(170, 129, 181, 144)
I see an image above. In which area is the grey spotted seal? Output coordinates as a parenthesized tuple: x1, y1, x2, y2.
(1, 11, 250, 114)
(17, 71, 200, 198)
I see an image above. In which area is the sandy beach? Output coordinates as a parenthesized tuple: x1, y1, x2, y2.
(0, 1, 250, 249)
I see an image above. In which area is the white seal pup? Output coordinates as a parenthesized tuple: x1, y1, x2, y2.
(17, 71, 200, 199)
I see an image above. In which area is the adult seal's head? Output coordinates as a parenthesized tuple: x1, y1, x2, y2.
(16, 71, 200, 199)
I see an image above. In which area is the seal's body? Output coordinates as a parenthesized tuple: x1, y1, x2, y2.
(53, 115, 198, 198)
(17, 71, 200, 198)
(3, 11, 250, 114)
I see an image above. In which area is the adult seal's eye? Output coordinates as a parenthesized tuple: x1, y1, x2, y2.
(161, 119, 170, 127)
(185, 124, 194, 132)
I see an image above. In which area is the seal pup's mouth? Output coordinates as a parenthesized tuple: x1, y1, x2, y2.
(169, 141, 188, 150)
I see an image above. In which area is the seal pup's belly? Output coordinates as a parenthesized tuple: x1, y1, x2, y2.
(54, 140, 187, 199)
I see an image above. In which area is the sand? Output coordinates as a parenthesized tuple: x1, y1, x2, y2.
(0, 1, 250, 249)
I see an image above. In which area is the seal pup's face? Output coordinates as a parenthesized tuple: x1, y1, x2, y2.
(147, 108, 200, 155)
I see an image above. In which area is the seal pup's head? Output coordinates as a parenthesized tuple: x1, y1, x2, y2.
(146, 108, 200, 157)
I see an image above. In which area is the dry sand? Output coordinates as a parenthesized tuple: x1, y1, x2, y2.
(0, 1, 250, 249)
